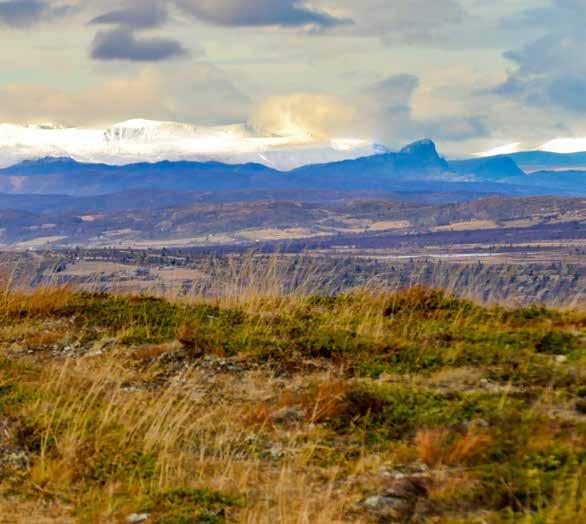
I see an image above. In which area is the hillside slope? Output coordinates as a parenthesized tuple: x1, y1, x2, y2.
(0, 195, 583, 248)
(0, 286, 584, 522)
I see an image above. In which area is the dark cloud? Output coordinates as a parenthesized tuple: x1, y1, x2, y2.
(88, 2, 191, 63)
(497, 0, 586, 113)
(0, 0, 44, 26)
(91, 27, 188, 62)
(90, 5, 169, 30)
(428, 116, 488, 142)
(0, 0, 69, 27)
(174, 0, 350, 28)
(547, 74, 586, 112)
(329, 0, 465, 44)
(363, 74, 487, 145)
(369, 74, 420, 109)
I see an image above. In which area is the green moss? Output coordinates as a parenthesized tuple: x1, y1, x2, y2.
(535, 331, 579, 355)
(144, 488, 240, 524)
(51, 293, 248, 347)
(88, 448, 157, 485)
(331, 383, 505, 442)
(505, 304, 560, 323)
(383, 287, 479, 317)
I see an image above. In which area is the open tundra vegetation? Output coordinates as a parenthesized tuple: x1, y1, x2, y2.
(0, 280, 584, 523)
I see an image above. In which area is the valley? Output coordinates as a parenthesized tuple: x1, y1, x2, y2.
(0, 138, 582, 308)
(0, 195, 583, 253)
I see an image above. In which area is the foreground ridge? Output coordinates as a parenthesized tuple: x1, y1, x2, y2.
(0, 286, 584, 522)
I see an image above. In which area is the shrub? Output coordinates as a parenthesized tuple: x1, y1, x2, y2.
(331, 384, 467, 441)
(535, 331, 578, 355)
(383, 287, 472, 317)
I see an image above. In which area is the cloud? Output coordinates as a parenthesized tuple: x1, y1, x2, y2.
(174, 0, 350, 28)
(359, 74, 488, 146)
(88, 2, 195, 62)
(89, 5, 168, 30)
(0, 68, 164, 125)
(0, 64, 250, 126)
(496, 0, 586, 114)
(249, 75, 487, 147)
(319, 0, 466, 43)
(0, 0, 567, 158)
(170, 63, 251, 124)
(249, 93, 354, 138)
(0, 0, 71, 27)
(91, 27, 189, 61)
(368, 74, 420, 113)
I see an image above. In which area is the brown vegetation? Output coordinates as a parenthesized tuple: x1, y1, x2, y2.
(0, 279, 583, 522)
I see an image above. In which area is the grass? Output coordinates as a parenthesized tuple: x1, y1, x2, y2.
(0, 282, 583, 522)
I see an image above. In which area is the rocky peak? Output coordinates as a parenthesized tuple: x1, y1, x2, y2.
(397, 139, 449, 172)
(400, 139, 440, 160)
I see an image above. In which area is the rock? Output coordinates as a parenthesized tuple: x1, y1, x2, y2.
(386, 476, 429, 499)
(555, 355, 568, 364)
(269, 406, 305, 424)
(411, 462, 430, 474)
(0, 450, 29, 471)
(244, 434, 257, 444)
(479, 378, 507, 393)
(363, 495, 406, 510)
(379, 468, 397, 479)
(460, 418, 490, 430)
(90, 337, 118, 354)
(378, 463, 429, 480)
(127, 514, 150, 523)
(362, 470, 430, 520)
(270, 445, 285, 459)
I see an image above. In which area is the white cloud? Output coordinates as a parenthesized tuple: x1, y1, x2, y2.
(0, 65, 250, 126)
(249, 93, 354, 139)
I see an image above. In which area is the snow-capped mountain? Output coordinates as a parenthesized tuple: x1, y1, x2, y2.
(0, 119, 381, 171)
(476, 137, 586, 158)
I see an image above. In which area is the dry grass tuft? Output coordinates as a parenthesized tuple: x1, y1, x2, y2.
(415, 428, 493, 468)
(0, 284, 74, 319)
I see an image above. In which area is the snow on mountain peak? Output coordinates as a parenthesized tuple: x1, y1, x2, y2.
(104, 119, 255, 145)
(113, 119, 167, 128)
(0, 118, 380, 171)
(474, 138, 586, 158)
(475, 142, 523, 157)
(538, 138, 586, 154)
(26, 123, 65, 130)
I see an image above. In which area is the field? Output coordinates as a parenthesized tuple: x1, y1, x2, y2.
(1, 248, 583, 309)
(0, 278, 584, 523)
(0, 196, 583, 250)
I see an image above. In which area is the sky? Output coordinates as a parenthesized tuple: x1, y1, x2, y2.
(0, 0, 584, 155)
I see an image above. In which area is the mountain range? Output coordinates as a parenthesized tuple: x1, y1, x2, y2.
(0, 138, 582, 203)
(0, 119, 381, 171)
(0, 135, 583, 249)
